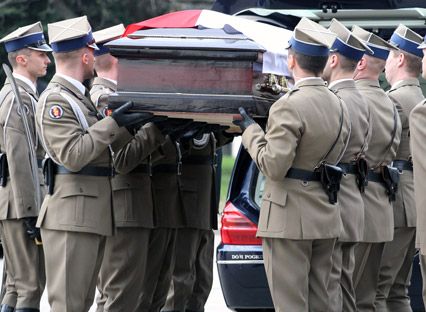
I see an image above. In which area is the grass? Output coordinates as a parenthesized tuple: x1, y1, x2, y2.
(218, 154, 236, 211)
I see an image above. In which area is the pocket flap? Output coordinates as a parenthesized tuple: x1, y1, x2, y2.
(263, 190, 287, 206)
(60, 183, 99, 198)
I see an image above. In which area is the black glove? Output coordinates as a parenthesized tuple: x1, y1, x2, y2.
(22, 217, 41, 242)
(233, 107, 256, 132)
(111, 101, 153, 129)
(169, 122, 207, 142)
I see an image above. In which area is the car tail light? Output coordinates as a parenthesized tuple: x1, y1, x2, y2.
(221, 201, 262, 245)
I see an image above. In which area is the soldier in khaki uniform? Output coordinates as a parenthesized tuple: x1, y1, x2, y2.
(162, 132, 232, 312)
(351, 26, 402, 312)
(35, 16, 150, 312)
(375, 25, 424, 312)
(321, 19, 372, 312)
(0, 22, 51, 312)
(411, 34, 426, 305)
(90, 24, 124, 117)
(89, 25, 167, 312)
(236, 18, 351, 311)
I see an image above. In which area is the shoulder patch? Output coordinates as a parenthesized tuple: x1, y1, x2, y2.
(49, 105, 64, 119)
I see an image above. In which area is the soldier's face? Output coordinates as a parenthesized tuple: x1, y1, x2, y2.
(26, 50, 51, 78)
(83, 47, 96, 80)
(384, 50, 399, 84)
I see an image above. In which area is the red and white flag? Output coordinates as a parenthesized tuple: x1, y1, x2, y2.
(124, 10, 292, 76)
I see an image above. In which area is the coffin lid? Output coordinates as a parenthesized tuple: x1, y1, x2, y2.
(105, 27, 265, 52)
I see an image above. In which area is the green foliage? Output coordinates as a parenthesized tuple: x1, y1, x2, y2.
(219, 154, 235, 211)
(0, 0, 175, 81)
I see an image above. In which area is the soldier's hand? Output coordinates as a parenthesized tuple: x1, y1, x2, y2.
(22, 217, 41, 243)
(111, 101, 153, 128)
(170, 122, 206, 142)
(233, 107, 256, 132)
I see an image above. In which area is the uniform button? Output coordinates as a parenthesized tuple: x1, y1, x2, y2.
(27, 206, 32, 210)
(110, 133, 115, 138)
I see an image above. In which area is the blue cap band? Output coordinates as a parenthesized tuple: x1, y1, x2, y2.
(94, 43, 110, 56)
(390, 33, 422, 58)
(288, 37, 329, 57)
(331, 38, 365, 61)
(365, 44, 390, 60)
(4, 32, 45, 53)
(51, 32, 95, 53)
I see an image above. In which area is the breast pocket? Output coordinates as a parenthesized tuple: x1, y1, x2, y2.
(258, 191, 287, 233)
(59, 183, 99, 225)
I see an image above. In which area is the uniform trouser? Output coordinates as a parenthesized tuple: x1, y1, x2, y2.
(162, 228, 214, 312)
(41, 228, 106, 312)
(95, 227, 151, 312)
(138, 228, 177, 312)
(353, 242, 385, 312)
(420, 255, 426, 305)
(375, 227, 416, 312)
(0, 219, 45, 309)
(262, 237, 336, 312)
(327, 241, 357, 312)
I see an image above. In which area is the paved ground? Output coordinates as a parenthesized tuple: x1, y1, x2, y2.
(0, 231, 231, 311)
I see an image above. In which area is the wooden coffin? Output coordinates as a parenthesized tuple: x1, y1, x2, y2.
(106, 28, 280, 129)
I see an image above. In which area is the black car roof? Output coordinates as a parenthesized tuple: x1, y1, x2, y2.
(212, 0, 426, 15)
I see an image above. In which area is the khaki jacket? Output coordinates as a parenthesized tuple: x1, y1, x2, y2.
(388, 79, 423, 227)
(180, 133, 218, 230)
(243, 77, 351, 240)
(111, 122, 165, 228)
(330, 79, 371, 242)
(355, 79, 401, 242)
(35, 75, 132, 236)
(90, 77, 116, 116)
(0, 77, 45, 220)
(411, 100, 426, 253)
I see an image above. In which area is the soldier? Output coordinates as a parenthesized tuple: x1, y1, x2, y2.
(90, 24, 124, 117)
(375, 25, 424, 312)
(0, 22, 51, 312)
(321, 19, 372, 312)
(162, 130, 232, 312)
(235, 17, 351, 311)
(89, 24, 167, 312)
(411, 33, 426, 306)
(351, 25, 402, 312)
(35, 16, 151, 311)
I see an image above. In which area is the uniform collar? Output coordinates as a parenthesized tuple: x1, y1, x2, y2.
(390, 78, 420, 90)
(13, 73, 37, 94)
(92, 76, 117, 91)
(294, 77, 326, 88)
(355, 79, 381, 88)
(328, 78, 354, 90)
(56, 73, 86, 95)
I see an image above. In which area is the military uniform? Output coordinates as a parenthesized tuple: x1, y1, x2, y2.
(375, 25, 424, 312)
(239, 17, 351, 311)
(162, 133, 231, 312)
(0, 22, 51, 311)
(323, 20, 373, 312)
(138, 137, 184, 312)
(349, 26, 402, 312)
(35, 16, 134, 312)
(411, 96, 426, 306)
(89, 25, 167, 309)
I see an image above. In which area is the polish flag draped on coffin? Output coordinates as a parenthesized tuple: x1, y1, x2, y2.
(106, 10, 292, 128)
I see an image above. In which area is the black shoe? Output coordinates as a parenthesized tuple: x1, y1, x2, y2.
(0, 304, 14, 312)
(14, 309, 39, 312)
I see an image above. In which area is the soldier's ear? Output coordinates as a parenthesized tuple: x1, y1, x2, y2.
(288, 53, 295, 70)
(397, 51, 405, 68)
(15, 54, 28, 67)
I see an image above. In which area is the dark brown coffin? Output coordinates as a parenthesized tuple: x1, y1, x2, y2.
(106, 28, 276, 128)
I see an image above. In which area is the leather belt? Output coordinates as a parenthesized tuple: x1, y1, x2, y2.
(367, 170, 384, 183)
(338, 163, 357, 175)
(285, 168, 321, 181)
(56, 164, 114, 177)
(151, 164, 178, 174)
(182, 155, 212, 165)
(393, 160, 413, 172)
